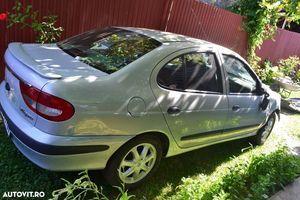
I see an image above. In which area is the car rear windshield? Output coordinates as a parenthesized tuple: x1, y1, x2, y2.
(57, 27, 162, 74)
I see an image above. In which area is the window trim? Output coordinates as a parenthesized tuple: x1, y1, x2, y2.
(157, 51, 224, 95)
(221, 54, 262, 96)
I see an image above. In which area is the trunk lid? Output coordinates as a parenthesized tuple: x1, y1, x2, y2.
(7, 42, 107, 79)
(4, 42, 106, 126)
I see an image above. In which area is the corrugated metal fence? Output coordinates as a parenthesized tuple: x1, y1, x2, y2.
(1, 0, 300, 78)
(164, 0, 248, 57)
(257, 28, 300, 61)
(0, 0, 168, 66)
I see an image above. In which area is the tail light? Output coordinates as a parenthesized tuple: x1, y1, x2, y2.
(20, 81, 75, 122)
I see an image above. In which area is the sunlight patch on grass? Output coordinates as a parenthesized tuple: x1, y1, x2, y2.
(275, 112, 300, 139)
(290, 91, 300, 98)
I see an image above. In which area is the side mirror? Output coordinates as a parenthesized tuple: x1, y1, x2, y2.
(256, 83, 266, 95)
(260, 92, 270, 110)
(256, 82, 270, 110)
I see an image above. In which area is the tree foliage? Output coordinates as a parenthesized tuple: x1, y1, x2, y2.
(229, 0, 300, 76)
(6, 1, 63, 43)
(282, 0, 300, 27)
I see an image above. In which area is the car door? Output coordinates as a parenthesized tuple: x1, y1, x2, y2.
(221, 54, 267, 135)
(150, 48, 229, 148)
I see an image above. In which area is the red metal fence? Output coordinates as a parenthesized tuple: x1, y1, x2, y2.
(0, 0, 169, 78)
(0, 0, 168, 68)
(164, 0, 248, 57)
(0, 0, 300, 79)
(257, 28, 300, 62)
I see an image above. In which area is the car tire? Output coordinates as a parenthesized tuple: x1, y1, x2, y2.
(252, 112, 276, 145)
(104, 135, 163, 189)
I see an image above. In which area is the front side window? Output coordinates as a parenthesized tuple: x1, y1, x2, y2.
(157, 52, 222, 93)
(222, 55, 257, 93)
(57, 27, 161, 74)
(184, 52, 221, 92)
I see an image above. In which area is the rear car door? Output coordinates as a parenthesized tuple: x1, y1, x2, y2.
(151, 48, 229, 148)
(221, 54, 267, 135)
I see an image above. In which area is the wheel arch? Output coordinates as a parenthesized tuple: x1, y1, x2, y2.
(105, 131, 170, 169)
(134, 131, 170, 157)
(125, 131, 170, 157)
(274, 108, 280, 120)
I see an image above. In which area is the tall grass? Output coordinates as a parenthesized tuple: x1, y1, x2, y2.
(50, 171, 133, 200)
(168, 146, 300, 200)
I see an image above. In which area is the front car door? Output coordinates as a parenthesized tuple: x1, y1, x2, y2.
(220, 54, 267, 136)
(151, 48, 229, 148)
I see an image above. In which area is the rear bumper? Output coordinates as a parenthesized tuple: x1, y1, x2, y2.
(0, 82, 133, 171)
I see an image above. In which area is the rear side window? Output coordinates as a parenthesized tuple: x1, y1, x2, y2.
(57, 27, 161, 74)
(157, 52, 222, 93)
(222, 55, 257, 93)
(157, 57, 185, 90)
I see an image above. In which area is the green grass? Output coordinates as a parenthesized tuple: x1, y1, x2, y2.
(0, 121, 75, 198)
(0, 111, 300, 199)
(279, 111, 300, 139)
(279, 90, 300, 139)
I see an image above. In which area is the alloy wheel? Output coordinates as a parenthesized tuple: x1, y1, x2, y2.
(118, 143, 157, 184)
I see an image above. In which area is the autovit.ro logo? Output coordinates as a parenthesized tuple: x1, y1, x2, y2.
(3, 191, 45, 198)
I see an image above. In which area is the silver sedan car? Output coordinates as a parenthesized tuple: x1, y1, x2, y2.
(0, 27, 280, 188)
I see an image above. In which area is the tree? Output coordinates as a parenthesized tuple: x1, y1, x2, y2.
(281, 0, 300, 29)
(229, 0, 300, 76)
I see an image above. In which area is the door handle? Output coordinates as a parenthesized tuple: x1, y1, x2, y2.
(232, 105, 240, 112)
(5, 82, 10, 91)
(167, 106, 181, 115)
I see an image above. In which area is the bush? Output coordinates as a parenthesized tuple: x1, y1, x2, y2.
(5, 0, 63, 43)
(258, 56, 300, 84)
(170, 147, 300, 200)
(260, 60, 281, 84)
(277, 56, 300, 82)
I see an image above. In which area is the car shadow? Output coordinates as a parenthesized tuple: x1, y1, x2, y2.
(280, 108, 300, 116)
(89, 138, 253, 199)
(0, 119, 254, 199)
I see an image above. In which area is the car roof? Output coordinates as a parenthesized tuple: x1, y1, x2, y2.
(121, 27, 208, 43)
(120, 27, 243, 60)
